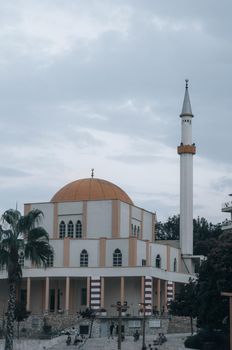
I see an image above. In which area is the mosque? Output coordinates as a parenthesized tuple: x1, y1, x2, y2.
(0, 82, 199, 326)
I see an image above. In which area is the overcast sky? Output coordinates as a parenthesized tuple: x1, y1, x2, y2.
(0, 0, 231, 223)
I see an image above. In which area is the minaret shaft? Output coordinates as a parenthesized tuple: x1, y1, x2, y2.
(178, 80, 195, 257)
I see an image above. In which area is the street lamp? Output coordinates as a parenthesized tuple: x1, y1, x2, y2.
(111, 301, 129, 350)
(139, 302, 148, 350)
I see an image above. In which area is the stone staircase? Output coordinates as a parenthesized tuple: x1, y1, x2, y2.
(167, 316, 196, 334)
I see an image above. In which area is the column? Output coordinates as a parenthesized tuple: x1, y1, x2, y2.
(100, 277, 105, 308)
(87, 277, 90, 308)
(90, 277, 101, 310)
(164, 280, 168, 312)
(120, 277, 125, 304)
(157, 278, 161, 312)
(65, 277, 70, 313)
(144, 276, 152, 315)
(141, 276, 144, 304)
(26, 277, 31, 311)
(45, 277, 49, 313)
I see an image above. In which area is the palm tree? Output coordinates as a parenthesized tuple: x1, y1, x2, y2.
(0, 209, 53, 350)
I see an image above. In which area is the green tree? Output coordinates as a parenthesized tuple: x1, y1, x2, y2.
(196, 237, 232, 331)
(155, 215, 180, 240)
(0, 209, 53, 350)
(155, 215, 222, 256)
(169, 278, 197, 334)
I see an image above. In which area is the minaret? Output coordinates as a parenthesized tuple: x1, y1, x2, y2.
(177, 80, 196, 256)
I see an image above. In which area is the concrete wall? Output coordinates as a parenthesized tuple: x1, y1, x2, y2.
(143, 211, 153, 241)
(105, 239, 129, 266)
(58, 202, 83, 215)
(31, 203, 54, 238)
(120, 202, 129, 238)
(69, 240, 99, 267)
(136, 240, 146, 266)
(170, 247, 179, 272)
(87, 201, 112, 238)
(51, 240, 64, 267)
(151, 244, 167, 270)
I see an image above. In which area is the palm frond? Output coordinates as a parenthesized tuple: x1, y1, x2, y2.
(2, 209, 21, 227)
(25, 227, 53, 266)
(18, 209, 44, 234)
(0, 245, 9, 269)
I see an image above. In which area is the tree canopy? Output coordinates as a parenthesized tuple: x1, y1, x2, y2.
(155, 215, 222, 256)
(0, 209, 53, 350)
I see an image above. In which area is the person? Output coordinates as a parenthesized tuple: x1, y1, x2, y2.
(133, 330, 139, 341)
(109, 322, 115, 339)
(73, 333, 82, 346)
(66, 335, 71, 346)
(161, 333, 167, 343)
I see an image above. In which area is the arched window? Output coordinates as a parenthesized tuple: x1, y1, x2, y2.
(76, 220, 82, 238)
(59, 221, 66, 239)
(133, 225, 137, 236)
(80, 249, 88, 267)
(18, 251, 24, 267)
(113, 249, 122, 267)
(68, 220, 74, 238)
(137, 226, 140, 237)
(47, 253, 54, 267)
(155, 254, 161, 268)
(173, 258, 177, 272)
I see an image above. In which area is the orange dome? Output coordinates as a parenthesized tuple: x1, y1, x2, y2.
(51, 178, 134, 205)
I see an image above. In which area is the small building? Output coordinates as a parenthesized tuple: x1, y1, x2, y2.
(221, 194, 232, 234)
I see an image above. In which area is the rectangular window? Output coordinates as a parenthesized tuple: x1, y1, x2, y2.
(81, 288, 87, 306)
(20, 289, 27, 305)
(49, 289, 55, 312)
(142, 259, 146, 266)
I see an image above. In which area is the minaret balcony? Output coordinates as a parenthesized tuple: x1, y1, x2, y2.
(221, 201, 232, 212)
(177, 144, 196, 155)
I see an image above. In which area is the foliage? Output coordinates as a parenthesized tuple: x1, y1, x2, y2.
(169, 278, 197, 334)
(80, 308, 96, 338)
(155, 215, 222, 256)
(14, 302, 30, 339)
(184, 330, 229, 350)
(155, 215, 180, 240)
(196, 237, 232, 331)
(42, 317, 52, 335)
(0, 209, 53, 350)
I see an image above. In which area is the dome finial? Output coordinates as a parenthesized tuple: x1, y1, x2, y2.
(185, 79, 189, 89)
(91, 168, 94, 178)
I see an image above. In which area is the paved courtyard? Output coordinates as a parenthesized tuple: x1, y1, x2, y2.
(0, 333, 193, 350)
(50, 333, 191, 350)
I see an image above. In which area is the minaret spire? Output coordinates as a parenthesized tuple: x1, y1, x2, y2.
(180, 79, 193, 116)
(177, 80, 196, 270)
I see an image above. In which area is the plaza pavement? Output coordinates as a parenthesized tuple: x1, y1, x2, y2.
(50, 333, 193, 350)
(0, 333, 194, 350)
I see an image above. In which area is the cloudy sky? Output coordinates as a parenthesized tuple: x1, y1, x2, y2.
(0, 0, 231, 223)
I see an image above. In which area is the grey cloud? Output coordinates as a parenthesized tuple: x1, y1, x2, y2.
(0, 167, 29, 177)
(109, 155, 163, 164)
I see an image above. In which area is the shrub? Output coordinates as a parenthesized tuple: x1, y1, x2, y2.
(184, 330, 229, 350)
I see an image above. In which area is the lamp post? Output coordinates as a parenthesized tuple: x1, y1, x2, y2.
(221, 292, 232, 350)
(139, 302, 147, 350)
(111, 301, 129, 350)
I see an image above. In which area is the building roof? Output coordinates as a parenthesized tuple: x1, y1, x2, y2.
(50, 178, 134, 205)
